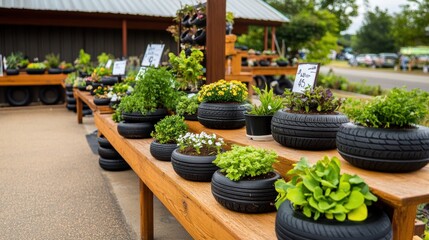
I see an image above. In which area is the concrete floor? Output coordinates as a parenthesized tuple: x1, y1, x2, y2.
(0, 105, 191, 240)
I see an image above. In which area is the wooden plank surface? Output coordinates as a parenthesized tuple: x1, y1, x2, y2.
(94, 112, 276, 240)
(0, 73, 66, 86)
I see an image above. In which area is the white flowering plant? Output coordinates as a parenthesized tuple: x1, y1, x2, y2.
(177, 131, 225, 156)
(248, 86, 283, 115)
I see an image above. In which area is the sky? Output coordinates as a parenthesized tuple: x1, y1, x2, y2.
(344, 0, 410, 34)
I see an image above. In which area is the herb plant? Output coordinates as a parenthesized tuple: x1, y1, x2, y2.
(5, 52, 23, 69)
(341, 87, 429, 128)
(168, 49, 205, 91)
(248, 86, 283, 115)
(65, 72, 77, 85)
(151, 115, 188, 144)
(213, 145, 278, 181)
(275, 156, 378, 222)
(176, 95, 199, 115)
(45, 53, 60, 68)
(283, 86, 343, 114)
(177, 132, 225, 156)
(198, 80, 248, 103)
(97, 52, 114, 67)
(74, 49, 93, 74)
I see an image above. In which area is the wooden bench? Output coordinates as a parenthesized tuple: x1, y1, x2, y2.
(73, 89, 114, 124)
(94, 111, 429, 240)
(0, 73, 66, 86)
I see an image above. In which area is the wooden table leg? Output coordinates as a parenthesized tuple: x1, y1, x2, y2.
(392, 205, 418, 240)
(140, 179, 153, 240)
(76, 95, 83, 124)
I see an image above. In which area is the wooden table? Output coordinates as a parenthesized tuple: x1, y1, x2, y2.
(73, 89, 114, 124)
(0, 73, 66, 86)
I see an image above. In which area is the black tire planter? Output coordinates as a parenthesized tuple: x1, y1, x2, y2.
(276, 60, 288, 67)
(6, 87, 32, 106)
(77, 85, 87, 91)
(122, 108, 168, 123)
(181, 14, 192, 28)
(244, 114, 273, 140)
(62, 68, 75, 74)
(272, 76, 293, 95)
(190, 14, 206, 27)
(6, 69, 19, 75)
(66, 96, 76, 104)
(65, 84, 73, 91)
(26, 68, 45, 74)
(197, 102, 247, 129)
(275, 200, 392, 240)
(193, 29, 206, 46)
(211, 170, 280, 213)
(183, 113, 198, 121)
(65, 90, 74, 97)
(101, 76, 118, 86)
(98, 146, 122, 159)
(258, 60, 271, 66)
(99, 157, 130, 171)
(97, 136, 113, 149)
(337, 123, 429, 172)
(150, 141, 178, 161)
(180, 30, 194, 44)
(171, 149, 218, 182)
(90, 83, 102, 95)
(271, 110, 349, 150)
(93, 97, 111, 106)
(66, 103, 76, 111)
(117, 122, 154, 139)
(39, 86, 61, 105)
(48, 68, 62, 74)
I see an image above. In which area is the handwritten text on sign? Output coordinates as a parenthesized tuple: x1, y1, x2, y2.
(292, 63, 320, 93)
(141, 44, 165, 68)
(112, 60, 127, 75)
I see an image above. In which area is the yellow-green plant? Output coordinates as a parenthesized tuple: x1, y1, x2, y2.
(150, 115, 188, 144)
(168, 49, 205, 91)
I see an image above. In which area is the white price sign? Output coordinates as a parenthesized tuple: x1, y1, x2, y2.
(292, 63, 320, 93)
(141, 44, 165, 68)
(112, 60, 127, 75)
(105, 59, 113, 69)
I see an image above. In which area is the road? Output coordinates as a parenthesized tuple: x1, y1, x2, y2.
(319, 66, 429, 92)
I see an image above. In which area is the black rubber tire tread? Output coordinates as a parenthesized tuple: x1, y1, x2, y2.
(48, 68, 62, 74)
(183, 113, 198, 121)
(117, 122, 154, 139)
(197, 102, 247, 120)
(65, 90, 74, 97)
(198, 117, 245, 130)
(337, 123, 429, 160)
(275, 200, 392, 240)
(97, 136, 113, 149)
(93, 98, 111, 106)
(271, 110, 348, 150)
(66, 96, 76, 104)
(6, 87, 32, 106)
(211, 184, 278, 201)
(98, 146, 122, 160)
(99, 157, 130, 171)
(39, 86, 61, 105)
(100, 76, 118, 86)
(212, 192, 276, 213)
(149, 141, 177, 161)
(171, 149, 218, 182)
(122, 109, 168, 123)
(66, 103, 76, 111)
(65, 84, 73, 91)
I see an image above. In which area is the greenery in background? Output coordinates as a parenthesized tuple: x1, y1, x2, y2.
(176, 95, 199, 116)
(177, 132, 225, 156)
(59, 61, 73, 70)
(197, 80, 248, 103)
(5, 52, 22, 70)
(97, 52, 114, 67)
(150, 115, 188, 144)
(213, 145, 278, 181)
(91, 67, 112, 82)
(74, 49, 93, 74)
(248, 86, 283, 115)
(168, 49, 205, 91)
(275, 156, 378, 222)
(236, 26, 264, 51)
(44, 53, 60, 68)
(19, 59, 29, 69)
(26, 62, 46, 69)
(283, 86, 344, 113)
(341, 87, 429, 128)
(317, 73, 384, 96)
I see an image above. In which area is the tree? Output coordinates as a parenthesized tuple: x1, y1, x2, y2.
(353, 7, 396, 53)
(236, 26, 264, 51)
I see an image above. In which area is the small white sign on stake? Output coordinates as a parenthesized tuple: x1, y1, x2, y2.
(112, 60, 127, 75)
(292, 63, 320, 93)
(141, 44, 165, 68)
(105, 59, 113, 69)
(0, 55, 3, 77)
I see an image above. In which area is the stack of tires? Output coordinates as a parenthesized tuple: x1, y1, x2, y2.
(65, 85, 91, 115)
(97, 135, 130, 171)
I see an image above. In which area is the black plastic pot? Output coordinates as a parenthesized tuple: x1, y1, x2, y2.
(244, 114, 273, 140)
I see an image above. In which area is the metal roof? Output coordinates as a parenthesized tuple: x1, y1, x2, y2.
(0, 0, 289, 23)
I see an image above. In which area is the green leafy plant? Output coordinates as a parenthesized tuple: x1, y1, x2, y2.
(97, 52, 114, 67)
(5, 52, 23, 69)
(45, 53, 60, 68)
(26, 63, 46, 69)
(213, 145, 278, 181)
(176, 95, 199, 115)
(283, 86, 343, 114)
(177, 131, 225, 156)
(91, 66, 112, 82)
(59, 61, 73, 70)
(275, 156, 378, 222)
(226, 11, 234, 25)
(248, 86, 283, 115)
(74, 49, 93, 74)
(65, 72, 77, 85)
(198, 79, 248, 103)
(341, 87, 429, 128)
(19, 59, 29, 69)
(150, 115, 188, 144)
(168, 49, 205, 91)
(93, 86, 109, 98)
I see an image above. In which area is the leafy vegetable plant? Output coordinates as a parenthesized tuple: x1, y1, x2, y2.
(213, 145, 278, 181)
(283, 86, 343, 113)
(275, 156, 378, 222)
(248, 86, 283, 115)
(151, 115, 188, 144)
(176, 95, 199, 115)
(168, 49, 205, 91)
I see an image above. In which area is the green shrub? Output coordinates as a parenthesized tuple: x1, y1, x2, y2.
(248, 86, 283, 115)
(317, 73, 384, 96)
(45, 53, 60, 68)
(5, 52, 23, 69)
(283, 86, 343, 113)
(176, 95, 199, 115)
(275, 156, 378, 222)
(213, 145, 278, 181)
(341, 87, 429, 128)
(151, 115, 188, 144)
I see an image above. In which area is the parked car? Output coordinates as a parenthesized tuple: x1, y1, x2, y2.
(374, 53, 398, 68)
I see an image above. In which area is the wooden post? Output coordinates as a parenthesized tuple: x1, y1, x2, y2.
(140, 179, 154, 240)
(206, 0, 226, 83)
(122, 19, 128, 57)
(271, 27, 276, 51)
(264, 27, 268, 51)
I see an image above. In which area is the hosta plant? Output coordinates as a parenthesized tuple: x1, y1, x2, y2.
(275, 156, 378, 222)
(283, 86, 343, 114)
(213, 145, 278, 181)
(150, 115, 188, 144)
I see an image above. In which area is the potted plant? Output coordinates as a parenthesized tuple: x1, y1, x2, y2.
(5, 52, 22, 75)
(168, 48, 205, 91)
(274, 156, 392, 239)
(26, 62, 46, 74)
(59, 61, 74, 74)
(211, 145, 280, 213)
(172, 131, 225, 182)
(74, 49, 93, 77)
(272, 86, 348, 150)
(245, 86, 283, 140)
(45, 53, 61, 74)
(150, 115, 188, 161)
(275, 56, 289, 67)
(108, 82, 133, 109)
(176, 94, 200, 121)
(93, 86, 111, 106)
(197, 79, 248, 129)
(91, 66, 114, 86)
(64, 72, 77, 91)
(337, 87, 429, 172)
